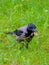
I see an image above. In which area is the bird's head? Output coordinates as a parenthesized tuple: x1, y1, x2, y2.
(27, 23, 37, 36)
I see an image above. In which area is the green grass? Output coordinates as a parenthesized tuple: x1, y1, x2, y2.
(0, 0, 49, 65)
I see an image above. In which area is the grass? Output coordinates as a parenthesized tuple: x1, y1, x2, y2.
(0, 0, 49, 65)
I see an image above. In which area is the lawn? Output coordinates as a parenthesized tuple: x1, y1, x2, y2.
(0, 0, 49, 65)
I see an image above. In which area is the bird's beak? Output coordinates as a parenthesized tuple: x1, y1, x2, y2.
(32, 29, 38, 36)
(34, 32, 38, 36)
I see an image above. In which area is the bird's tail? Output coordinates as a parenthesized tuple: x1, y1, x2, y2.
(5, 32, 14, 34)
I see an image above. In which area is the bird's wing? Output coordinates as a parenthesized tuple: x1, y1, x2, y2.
(13, 30, 23, 36)
(13, 25, 28, 41)
(16, 32, 25, 41)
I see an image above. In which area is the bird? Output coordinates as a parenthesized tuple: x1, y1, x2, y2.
(5, 23, 37, 48)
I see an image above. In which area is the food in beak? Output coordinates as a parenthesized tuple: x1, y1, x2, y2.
(34, 32, 38, 36)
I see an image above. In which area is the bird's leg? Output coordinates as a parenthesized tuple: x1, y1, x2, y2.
(26, 42, 28, 48)
(23, 39, 29, 48)
(20, 41, 25, 49)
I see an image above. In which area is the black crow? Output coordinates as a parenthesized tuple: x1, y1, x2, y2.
(5, 23, 37, 48)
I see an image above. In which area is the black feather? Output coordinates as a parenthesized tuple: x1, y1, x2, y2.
(5, 32, 13, 34)
(13, 30, 23, 36)
(5, 30, 23, 36)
